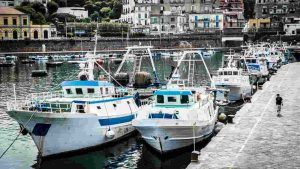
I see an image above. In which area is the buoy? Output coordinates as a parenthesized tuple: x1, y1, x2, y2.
(133, 71, 152, 88)
(106, 130, 115, 139)
(114, 72, 129, 86)
(218, 113, 227, 122)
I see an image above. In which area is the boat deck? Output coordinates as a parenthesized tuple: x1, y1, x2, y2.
(187, 62, 300, 169)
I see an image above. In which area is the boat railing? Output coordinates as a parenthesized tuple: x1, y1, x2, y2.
(6, 100, 71, 113)
(26, 91, 64, 101)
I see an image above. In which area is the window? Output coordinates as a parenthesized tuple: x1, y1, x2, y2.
(24, 31, 27, 37)
(3, 18, 8, 25)
(145, 13, 147, 18)
(157, 95, 164, 103)
(75, 88, 83, 94)
(100, 88, 103, 94)
(233, 71, 238, 75)
(181, 95, 189, 104)
(97, 106, 101, 109)
(66, 89, 72, 94)
(13, 18, 17, 25)
(4, 31, 8, 37)
(77, 105, 84, 113)
(113, 104, 117, 108)
(219, 71, 223, 75)
(168, 96, 177, 102)
(87, 88, 95, 94)
(105, 88, 109, 94)
(171, 17, 175, 22)
(224, 71, 228, 75)
(138, 13, 141, 19)
(228, 71, 232, 75)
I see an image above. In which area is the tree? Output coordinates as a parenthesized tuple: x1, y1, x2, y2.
(109, 1, 122, 19)
(52, 0, 66, 7)
(47, 1, 59, 15)
(100, 7, 111, 18)
(15, 6, 46, 24)
(90, 11, 100, 21)
(31, 2, 46, 15)
(51, 13, 76, 22)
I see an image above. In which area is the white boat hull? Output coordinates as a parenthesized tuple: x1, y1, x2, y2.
(133, 118, 217, 153)
(7, 110, 135, 157)
(215, 84, 252, 101)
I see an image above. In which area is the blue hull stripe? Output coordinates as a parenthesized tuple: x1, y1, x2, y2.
(98, 114, 135, 126)
(32, 123, 51, 136)
(73, 96, 133, 104)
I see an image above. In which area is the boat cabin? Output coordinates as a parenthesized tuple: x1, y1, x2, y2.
(154, 90, 194, 106)
(218, 69, 241, 76)
(61, 80, 115, 98)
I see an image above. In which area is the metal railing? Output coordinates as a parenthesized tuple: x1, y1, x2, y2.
(7, 100, 71, 113)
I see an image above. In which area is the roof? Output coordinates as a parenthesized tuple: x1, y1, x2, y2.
(154, 90, 192, 96)
(0, 7, 25, 15)
(61, 80, 114, 87)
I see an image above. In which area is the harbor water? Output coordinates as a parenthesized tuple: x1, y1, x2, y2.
(0, 53, 242, 169)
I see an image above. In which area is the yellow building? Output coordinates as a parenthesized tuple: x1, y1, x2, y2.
(0, 7, 56, 40)
(247, 18, 271, 32)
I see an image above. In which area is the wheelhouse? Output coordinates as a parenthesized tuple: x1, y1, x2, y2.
(154, 90, 194, 106)
(61, 80, 115, 98)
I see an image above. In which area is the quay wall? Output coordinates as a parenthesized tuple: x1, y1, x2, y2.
(0, 35, 223, 53)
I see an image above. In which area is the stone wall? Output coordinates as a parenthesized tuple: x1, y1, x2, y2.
(0, 34, 222, 52)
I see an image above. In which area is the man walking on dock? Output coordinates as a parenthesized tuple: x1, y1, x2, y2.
(276, 94, 283, 117)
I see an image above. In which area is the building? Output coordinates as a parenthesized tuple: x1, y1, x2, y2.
(189, 13, 223, 32)
(254, 0, 300, 29)
(284, 17, 300, 35)
(246, 18, 271, 32)
(219, 0, 244, 11)
(0, 0, 15, 6)
(57, 7, 88, 19)
(0, 7, 56, 40)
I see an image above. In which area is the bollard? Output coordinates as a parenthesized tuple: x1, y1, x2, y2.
(191, 150, 200, 162)
(227, 114, 235, 124)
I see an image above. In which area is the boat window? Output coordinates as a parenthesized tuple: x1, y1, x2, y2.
(157, 95, 164, 103)
(233, 71, 238, 75)
(105, 88, 109, 94)
(75, 88, 83, 94)
(181, 95, 189, 104)
(219, 71, 223, 75)
(100, 88, 103, 94)
(113, 104, 117, 108)
(66, 88, 72, 94)
(77, 105, 85, 113)
(87, 88, 95, 94)
(224, 71, 228, 75)
(228, 71, 232, 75)
(168, 96, 177, 102)
(97, 106, 101, 109)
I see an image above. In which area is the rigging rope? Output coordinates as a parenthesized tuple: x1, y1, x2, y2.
(0, 110, 37, 159)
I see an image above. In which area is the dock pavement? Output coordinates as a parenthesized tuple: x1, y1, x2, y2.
(187, 62, 300, 169)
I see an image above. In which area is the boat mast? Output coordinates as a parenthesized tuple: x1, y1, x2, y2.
(87, 20, 99, 80)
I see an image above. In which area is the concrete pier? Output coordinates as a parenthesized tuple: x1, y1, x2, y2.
(188, 63, 300, 169)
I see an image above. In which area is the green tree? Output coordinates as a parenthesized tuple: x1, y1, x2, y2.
(51, 13, 76, 22)
(15, 6, 46, 24)
(100, 7, 111, 18)
(109, 1, 122, 19)
(90, 11, 100, 21)
(52, 0, 66, 7)
(47, 1, 59, 15)
(30, 2, 46, 15)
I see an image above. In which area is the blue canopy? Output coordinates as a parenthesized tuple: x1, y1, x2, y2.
(61, 80, 114, 87)
(154, 90, 192, 96)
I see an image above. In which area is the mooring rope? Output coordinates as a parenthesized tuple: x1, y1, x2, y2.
(0, 110, 37, 159)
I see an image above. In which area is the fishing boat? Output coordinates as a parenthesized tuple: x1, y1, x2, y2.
(132, 51, 219, 153)
(213, 55, 252, 101)
(6, 24, 142, 157)
(0, 57, 15, 67)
